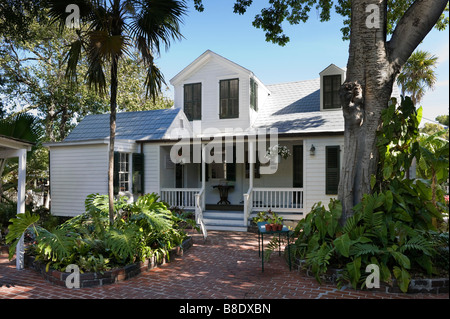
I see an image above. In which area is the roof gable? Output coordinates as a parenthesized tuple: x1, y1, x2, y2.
(170, 50, 253, 85)
(319, 63, 345, 76)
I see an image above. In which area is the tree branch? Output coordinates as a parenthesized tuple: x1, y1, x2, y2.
(388, 0, 448, 67)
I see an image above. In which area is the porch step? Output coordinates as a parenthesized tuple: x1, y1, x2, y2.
(203, 210, 247, 232)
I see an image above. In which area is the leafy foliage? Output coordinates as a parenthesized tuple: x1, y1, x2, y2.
(194, 0, 449, 44)
(6, 193, 196, 272)
(293, 96, 449, 292)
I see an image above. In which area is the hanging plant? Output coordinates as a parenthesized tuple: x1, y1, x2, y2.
(266, 144, 291, 160)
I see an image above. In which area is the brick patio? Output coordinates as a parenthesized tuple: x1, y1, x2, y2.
(0, 231, 448, 299)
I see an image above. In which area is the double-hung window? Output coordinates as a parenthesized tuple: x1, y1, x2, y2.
(118, 152, 129, 193)
(250, 78, 258, 111)
(184, 83, 201, 121)
(220, 79, 239, 119)
(323, 75, 341, 109)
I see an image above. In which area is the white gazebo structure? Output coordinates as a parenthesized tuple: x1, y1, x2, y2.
(0, 134, 33, 270)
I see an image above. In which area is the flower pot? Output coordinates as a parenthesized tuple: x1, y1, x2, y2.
(276, 224, 282, 231)
(265, 224, 271, 231)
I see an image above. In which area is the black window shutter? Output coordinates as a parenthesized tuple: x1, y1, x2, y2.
(132, 153, 144, 194)
(184, 83, 201, 121)
(113, 151, 120, 195)
(326, 146, 340, 195)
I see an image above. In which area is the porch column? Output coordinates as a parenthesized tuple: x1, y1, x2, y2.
(248, 139, 255, 189)
(201, 143, 206, 210)
(16, 148, 27, 270)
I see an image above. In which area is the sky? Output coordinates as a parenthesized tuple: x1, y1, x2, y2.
(155, 1, 449, 123)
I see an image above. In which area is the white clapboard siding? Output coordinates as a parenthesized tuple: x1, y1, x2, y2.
(303, 136, 344, 214)
(50, 144, 108, 216)
(172, 52, 254, 133)
(143, 144, 160, 195)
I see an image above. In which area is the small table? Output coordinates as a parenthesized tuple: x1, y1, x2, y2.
(212, 185, 234, 205)
(258, 223, 292, 272)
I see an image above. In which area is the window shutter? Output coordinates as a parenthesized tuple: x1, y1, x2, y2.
(184, 83, 201, 121)
(220, 79, 239, 119)
(113, 151, 120, 195)
(132, 153, 144, 194)
(326, 146, 340, 195)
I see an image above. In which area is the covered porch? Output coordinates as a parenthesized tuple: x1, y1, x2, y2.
(154, 137, 306, 230)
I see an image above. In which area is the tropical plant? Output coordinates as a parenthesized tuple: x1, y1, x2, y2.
(47, 0, 187, 224)
(292, 96, 449, 292)
(293, 194, 447, 292)
(6, 192, 196, 272)
(397, 50, 439, 106)
(416, 131, 449, 209)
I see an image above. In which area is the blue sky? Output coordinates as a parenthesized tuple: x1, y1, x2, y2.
(156, 1, 449, 122)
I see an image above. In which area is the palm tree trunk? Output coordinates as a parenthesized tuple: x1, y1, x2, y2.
(108, 55, 119, 225)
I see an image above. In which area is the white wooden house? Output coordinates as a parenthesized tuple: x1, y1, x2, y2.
(45, 50, 397, 231)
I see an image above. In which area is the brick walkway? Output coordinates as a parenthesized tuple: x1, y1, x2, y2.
(0, 231, 448, 299)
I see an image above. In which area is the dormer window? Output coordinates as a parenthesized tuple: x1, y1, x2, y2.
(250, 78, 258, 111)
(220, 78, 239, 119)
(323, 75, 341, 109)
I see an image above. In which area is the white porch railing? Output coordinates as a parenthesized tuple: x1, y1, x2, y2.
(251, 187, 304, 212)
(244, 187, 304, 225)
(160, 188, 201, 210)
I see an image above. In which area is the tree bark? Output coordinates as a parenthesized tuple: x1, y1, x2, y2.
(108, 55, 118, 225)
(338, 0, 447, 224)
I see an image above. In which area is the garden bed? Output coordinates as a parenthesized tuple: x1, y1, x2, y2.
(24, 236, 193, 288)
(293, 257, 449, 294)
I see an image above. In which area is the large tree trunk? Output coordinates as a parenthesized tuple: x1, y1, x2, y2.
(338, 0, 447, 224)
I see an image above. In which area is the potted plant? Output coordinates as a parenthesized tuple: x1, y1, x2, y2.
(265, 218, 274, 231)
(272, 212, 283, 231)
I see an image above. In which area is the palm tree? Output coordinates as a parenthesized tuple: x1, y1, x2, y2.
(47, 0, 186, 224)
(397, 50, 438, 106)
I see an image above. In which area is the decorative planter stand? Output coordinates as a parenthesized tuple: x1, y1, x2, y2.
(24, 236, 193, 288)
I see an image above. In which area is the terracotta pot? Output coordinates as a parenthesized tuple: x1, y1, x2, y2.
(265, 224, 271, 231)
(276, 224, 282, 231)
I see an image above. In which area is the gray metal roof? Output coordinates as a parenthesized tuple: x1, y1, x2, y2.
(253, 78, 344, 133)
(64, 108, 181, 142)
(253, 78, 401, 134)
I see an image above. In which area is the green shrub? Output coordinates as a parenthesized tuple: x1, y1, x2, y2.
(6, 193, 197, 272)
(293, 97, 449, 292)
(293, 195, 448, 292)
